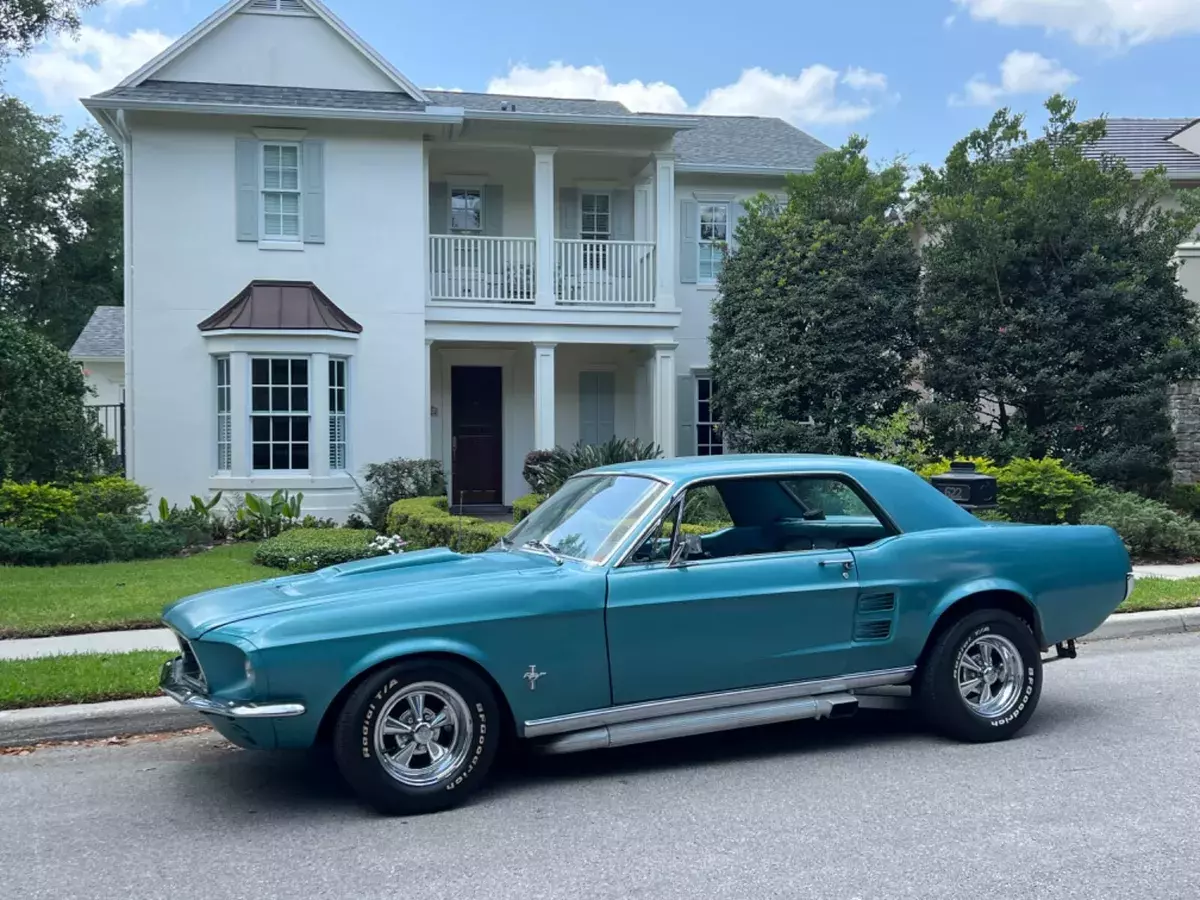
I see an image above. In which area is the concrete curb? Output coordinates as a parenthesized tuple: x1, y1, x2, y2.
(1, 608, 1197, 748)
(0, 697, 202, 749)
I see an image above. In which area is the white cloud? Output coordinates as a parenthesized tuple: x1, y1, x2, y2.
(20, 25, 173, 106)
(951, 50, 1078, 106)
(955, 0, 1200, 47)
(486, 62, 890, 127)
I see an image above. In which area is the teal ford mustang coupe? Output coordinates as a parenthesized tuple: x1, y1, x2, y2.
(160, 455, 1132, 814)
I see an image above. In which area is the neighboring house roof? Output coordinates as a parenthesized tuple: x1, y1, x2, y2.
(671, 115, 833, 172)
(70, 306, 124, 359)
(1083, 118, 1200, 178)
(93, 80, 426, 114)
(198, 281, 362, 333)
(424, 90, 633, 117)
(118, 0, 429, 104)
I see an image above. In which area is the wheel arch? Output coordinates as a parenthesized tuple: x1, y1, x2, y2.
(918, 584, 1045, 672)
(314, 647, 517, 747)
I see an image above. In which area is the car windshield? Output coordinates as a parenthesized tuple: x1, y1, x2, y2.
(504, 474, 667, 564)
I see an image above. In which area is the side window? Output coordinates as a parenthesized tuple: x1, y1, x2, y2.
(629, 500, 681, 564)
(784, 477, 877, 520)
(682, 484, 731, 533)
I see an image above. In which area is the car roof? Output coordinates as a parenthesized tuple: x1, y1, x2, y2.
(593, 453, 908, 483)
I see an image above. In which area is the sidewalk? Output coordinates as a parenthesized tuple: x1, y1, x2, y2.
(1132, 563, 1200, 580)
(0, 629, 177, 661)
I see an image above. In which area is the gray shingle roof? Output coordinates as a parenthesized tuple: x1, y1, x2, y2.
(671, 115, 831, 171)
(425, 90, 632, 116)
(93, 80, 425, 112)
(70, 306, 124, 359)
(1082, 118, 1200, 177)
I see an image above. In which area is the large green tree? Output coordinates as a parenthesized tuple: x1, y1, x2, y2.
(0, 316, 107, 482)
(0, 0, 100, 57)
(913, 96, 1200, 491)
(709, 137, 921, 454)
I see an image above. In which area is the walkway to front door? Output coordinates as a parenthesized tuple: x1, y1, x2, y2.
(451, 366, 503, 506)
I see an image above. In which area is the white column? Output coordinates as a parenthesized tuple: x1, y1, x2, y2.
(311, 352, 331, 477)
(652, 344, 677, 457)
(533, 146, 557, 307)
(229, 351, 250, 477)
(534, 342, 557, 449)
(424, 338, 434, 459)
(653, 152, 676, 310)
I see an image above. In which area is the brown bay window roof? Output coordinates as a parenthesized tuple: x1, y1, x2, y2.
(198, 281, 362, 334)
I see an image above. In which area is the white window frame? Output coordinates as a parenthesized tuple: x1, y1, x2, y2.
(215, 356, 232, 473)
(261, 141, 303, 242)
(449, 185, 484, 234)
(249, 355, 312, 473)
(696, 374, 724, 456)
(697, 201, 730, 284)
(329, 357, 348, 472)
(580, 191, 612, 241)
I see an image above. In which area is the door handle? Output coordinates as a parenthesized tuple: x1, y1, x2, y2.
(819, 559, 855, 579)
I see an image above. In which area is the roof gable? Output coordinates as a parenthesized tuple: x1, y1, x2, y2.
(117, 0, 427, 103)
(70, 306, 124, 359)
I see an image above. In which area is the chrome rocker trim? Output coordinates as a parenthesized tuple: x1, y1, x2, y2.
(159, 657, 306, 719)
(523, 665, 916, 743)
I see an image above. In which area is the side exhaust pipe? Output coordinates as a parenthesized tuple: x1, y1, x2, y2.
(537, 692, 860, 755)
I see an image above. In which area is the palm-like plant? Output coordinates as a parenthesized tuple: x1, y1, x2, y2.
(528, 437, 662, 494)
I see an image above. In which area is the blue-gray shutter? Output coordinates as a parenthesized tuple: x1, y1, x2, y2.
(302, 140, 325, 244)
(558, 187, 580, 238)
(429, 182, 449, 234)
(728, 200, 745, 252)
(235, 139, 258, 242)
(579, 372, 615, 445)
(611, 189, 634, 276)
(679, 199, 698, 284)
(677, 374, 696, 456)
(482, 184, 503, 236)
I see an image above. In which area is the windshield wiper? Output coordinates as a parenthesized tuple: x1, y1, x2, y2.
(498, 534, 513, 552)
(521, 539, 564, 566)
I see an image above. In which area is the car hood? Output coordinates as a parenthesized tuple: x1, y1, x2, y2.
(162, 548, 556, 638)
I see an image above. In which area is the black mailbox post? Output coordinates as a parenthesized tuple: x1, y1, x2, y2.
(931, 461, 998, 511)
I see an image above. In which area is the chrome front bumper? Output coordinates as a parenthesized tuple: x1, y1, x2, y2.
(159, 657, 306, 719)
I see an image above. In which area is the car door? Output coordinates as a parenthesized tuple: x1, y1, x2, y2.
(604, 485, 863, 706)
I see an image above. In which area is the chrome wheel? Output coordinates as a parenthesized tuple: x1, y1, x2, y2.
(957, 634, 1025, 718)
(373, 682, 473, 787)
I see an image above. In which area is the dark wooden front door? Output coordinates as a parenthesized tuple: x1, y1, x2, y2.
(451, 366, 503, 505)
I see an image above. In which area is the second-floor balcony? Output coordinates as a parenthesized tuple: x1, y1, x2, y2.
(426, 145, 676, 310)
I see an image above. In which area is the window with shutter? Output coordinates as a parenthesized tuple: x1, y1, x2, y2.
(262, 143, 302, 241)
(698, 203, 729, 284)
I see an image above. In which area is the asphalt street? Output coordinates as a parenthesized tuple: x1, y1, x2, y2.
(2, 632, 1198, 900)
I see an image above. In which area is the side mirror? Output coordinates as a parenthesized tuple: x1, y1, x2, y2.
(669, 532, 702, 567)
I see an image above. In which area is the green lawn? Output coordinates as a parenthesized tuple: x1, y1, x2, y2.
(0, 651, 173, 710)
(0, 544, 272, 639)
(1119, 576, 1200, 614)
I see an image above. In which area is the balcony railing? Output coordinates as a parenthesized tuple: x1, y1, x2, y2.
(429, 235, 536, 303)
(555, 239, 656, 306)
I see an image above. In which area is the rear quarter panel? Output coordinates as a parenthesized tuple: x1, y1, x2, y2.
(847, 524, 1130, 673)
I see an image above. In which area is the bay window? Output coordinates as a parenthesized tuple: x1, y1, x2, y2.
(251, 358, 310, 471)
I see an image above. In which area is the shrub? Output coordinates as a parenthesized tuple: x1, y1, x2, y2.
(1163, 483, 1200, 520)
(0, 481, 77, 531)
(386, 496, 509, 554)
(254, 528, 380, 572)
(512, 493, 545, 523)
(525, 438, 662, 495)
(0, 518, 190, 566)
(234, 490, 303, 540)
(522, 450, 555, 494)
(919, 457, 1094, 525)
(71, 477, 149, 519)
(353, 458, 446, 530)
(1080, 487, 1200, 561)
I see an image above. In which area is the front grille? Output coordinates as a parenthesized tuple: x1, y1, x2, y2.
(175, 633, 206, 689)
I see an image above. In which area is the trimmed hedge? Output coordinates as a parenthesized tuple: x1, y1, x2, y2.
(512, 493, 545, 523)
(386, 496, 509, 554)
(0, 518, 190, 566)
(254, 528, 379, 571)
(1080, 488, 1200, 562)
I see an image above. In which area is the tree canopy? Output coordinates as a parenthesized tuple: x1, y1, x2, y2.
(912, 96, 1200, 491)
(0, 0, 100, 57)
(709, 136, 921, 455)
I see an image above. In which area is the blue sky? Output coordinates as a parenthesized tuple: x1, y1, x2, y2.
(8, 0, 1200, 168)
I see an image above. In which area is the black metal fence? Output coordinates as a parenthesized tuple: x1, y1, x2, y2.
(87, 403, 126, 475)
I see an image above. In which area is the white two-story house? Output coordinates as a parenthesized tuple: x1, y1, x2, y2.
(82, 0, 828, 518)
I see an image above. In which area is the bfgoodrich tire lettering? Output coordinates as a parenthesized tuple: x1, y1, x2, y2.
(915, 608, 1043, 743)
(333, 659, 501, 815)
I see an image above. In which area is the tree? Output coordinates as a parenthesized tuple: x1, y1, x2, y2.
(0, 93, 122, 348)
(0, 0, 100, 58)
(709, 137, 921, 455)
(0, 316, 108, 482)
(913, 96, 1200, 492)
